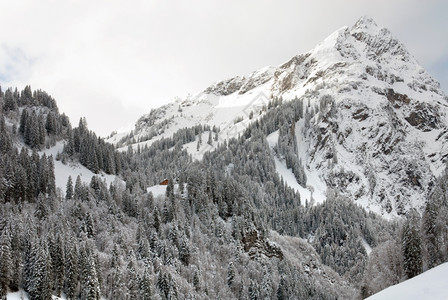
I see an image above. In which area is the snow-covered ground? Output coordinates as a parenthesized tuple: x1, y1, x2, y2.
(367, 263, 448, 300)
(41, 141, 120, 192)
(266, 130, 326, 205)
(111, 84, 273, 154)
(147, 184, 168, 198)
(7, 291, 107, 300)
(7, 290, 64, 300)
(147, 183, 180, 199)
(361, 238, 372, 255)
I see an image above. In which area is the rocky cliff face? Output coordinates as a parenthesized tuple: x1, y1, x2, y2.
(110, 16, 448, 216)
(291, 16, 448, 215)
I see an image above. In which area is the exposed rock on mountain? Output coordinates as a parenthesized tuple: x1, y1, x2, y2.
(110, 16, 448, 216)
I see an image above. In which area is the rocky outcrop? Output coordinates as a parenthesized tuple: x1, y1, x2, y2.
(405, 103, 440, 131)
(242, 228, 283, 260)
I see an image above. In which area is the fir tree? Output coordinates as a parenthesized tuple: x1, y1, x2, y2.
(79, 245, 101, 300)
(48, 233, 65, 296)
(193, 268, 200, 291)
(402, 211, 422, 279)
(66, 176, 74, 200)
(179, 237, 191, 266)
(139, 268, 152, 300)
(226, 261, 235, 287)
(157, 271, 169, 299)
(207, 130, 213, 145)
(74, 175, 83, 199)
(64, 243, 78, 300)
(25, 240, 52, 300)
(3, 89, 17, 112)
(0, 227, 12, 295)
(248, 280, 259, 300)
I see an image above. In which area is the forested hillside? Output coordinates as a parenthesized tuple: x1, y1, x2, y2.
(1, 85, 448, 299)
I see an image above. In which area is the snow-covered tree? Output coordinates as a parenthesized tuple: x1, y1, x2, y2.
(402, 210, 422, 279)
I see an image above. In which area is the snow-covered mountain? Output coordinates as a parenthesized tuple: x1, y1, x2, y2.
(109, 16, 448, 216)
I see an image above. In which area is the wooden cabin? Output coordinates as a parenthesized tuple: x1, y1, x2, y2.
(159, 179, 169, 186)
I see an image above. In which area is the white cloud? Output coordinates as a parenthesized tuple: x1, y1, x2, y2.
(0, 0, 446, 136)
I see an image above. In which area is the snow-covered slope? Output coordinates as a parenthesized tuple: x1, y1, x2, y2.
(366, 263, 448, 300)
(266, 130, 326, 205)
(6, 290, 107, 300)
(41, 141, 120, 192)
(111, 16, 448, 216)
(7, 290, 66, 300)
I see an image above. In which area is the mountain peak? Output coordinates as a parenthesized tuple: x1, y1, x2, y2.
(115, 16, 448, 216)
(352, 15, 379, 32)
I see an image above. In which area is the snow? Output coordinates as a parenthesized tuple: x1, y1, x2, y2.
(7, 291, 107, 300)
(147, 184, 167, 198)
(362, 238, 372, 255)
(147, 183, 180, 199)
(111, 79, 271, 154)
(7, 290, 64, 300)
(7, 291, 28, 300)
(41, 141, 120, 192)
(303, 168, 327, 205)
(367, 263, 448, 300)
(273, 156, 310, 201)
(266, 130, 326, 205)
(182, 131, 217, 161)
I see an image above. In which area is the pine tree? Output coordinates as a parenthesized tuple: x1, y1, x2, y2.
(46, 156, 56, 195)
(260, 266, 273, 299)
(66, 176, 74, 200)
(48, 233, 65, 296)
(19, 109, 28, 136)
(34, 193, 48, 220)
(179, 238, 191, 266)
(165, 178, 174, 200)
(248, 280, 259, 300)
(193, 268, 200, 291)
(402, 211, 422, 279)
(153, 208, 161, 233)
(162, 201, 171, 223)
(21, 85, 33, 104)
(79, 244, 101, 300)
(0, 227, 12, 295)
(3, 89, 17, 112)
(45, 112, 57, 135)
(126, 260, 138, 299)
(25, 240, 52, 300)
(422, 185, 446, 269)
(157, 271, 169, 299)
(74, 175, 83, 199)
(167, 274, 178, 300)
(276, 276, 288, 300)
(37, 114, 46, 146)
(226, 261, 235, 287)
(139, 268, 152, 300)
(64, 242, 78, 300)
(208, 130, 213, 145)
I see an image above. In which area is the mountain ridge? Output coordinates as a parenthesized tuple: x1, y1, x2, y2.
(2, 16, 448, 300)
(109, 16, 448, 216)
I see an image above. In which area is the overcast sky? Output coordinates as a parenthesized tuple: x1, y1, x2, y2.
(0, 0, 447, 136)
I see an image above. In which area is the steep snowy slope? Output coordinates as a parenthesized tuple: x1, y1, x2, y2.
(366, 263, 448, 300)
(111, 16, 448, 216)
(41, 141, 120, 192)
